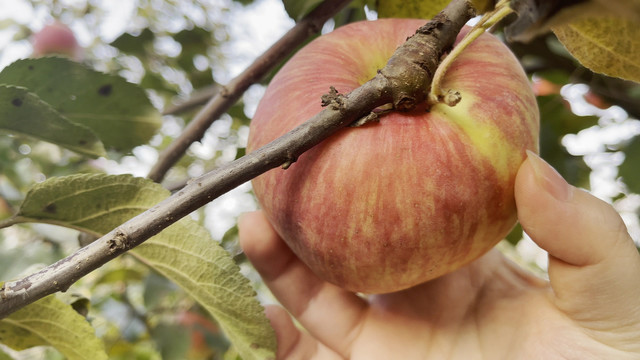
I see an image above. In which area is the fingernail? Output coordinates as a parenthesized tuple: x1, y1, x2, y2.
(526, 150, 572, 201)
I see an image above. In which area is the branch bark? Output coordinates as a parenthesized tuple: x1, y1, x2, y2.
(147, 0, 354, 183)
(0, 0, 475, 319)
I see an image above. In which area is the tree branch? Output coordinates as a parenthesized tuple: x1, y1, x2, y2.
(147, 0, 354, 183)
(0, 0, 475, 319)
(162, 85, 218, 116)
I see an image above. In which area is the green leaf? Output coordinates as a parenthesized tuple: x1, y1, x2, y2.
(619, 136, 640, 194)
(110, 28, 155, 57)
(505, 223, 523, 245)
(10, 174, 277, 360)
(0, 348, 11, 360)
(0, 295, 107, 360)
(553, 17, 640, 83)
(538, 95, 599, 134)
(13, 174, 166, 234)
(150, 323, 191, 360)
(143, 272, 177, 309)
(282, 0, 323, 21)
(0, 58, 161, 152)
(93, 268, 146, 285)
(174, 27, 216, 89)
(134, 220, 276, 360)
(0, 85, 105, 157)
(377, 0, 449, 19)
(537, 95, 597, 187)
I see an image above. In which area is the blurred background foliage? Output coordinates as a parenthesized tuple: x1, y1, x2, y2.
(0, 0, 638, 358)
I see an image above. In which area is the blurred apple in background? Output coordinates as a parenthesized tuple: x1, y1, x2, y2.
(32, 21, 83, 61)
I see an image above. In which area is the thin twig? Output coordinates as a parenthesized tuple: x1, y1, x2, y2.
(162, 85, 218, 116)
(147, 0, 354, 183)
(0, 0, 475, 319)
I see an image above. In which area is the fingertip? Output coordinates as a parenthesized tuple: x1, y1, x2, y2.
(515, 154, 640, 327)
(515, 153, 635, 267)
(237, 215, 367, 356)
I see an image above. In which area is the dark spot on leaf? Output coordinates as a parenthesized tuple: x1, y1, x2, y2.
(28, 65, 34, 70)
(98, 84, 112, 96)
(44, 203, 57, 214)
(79, 140, 87, 145)
(11, 98, 22, 107)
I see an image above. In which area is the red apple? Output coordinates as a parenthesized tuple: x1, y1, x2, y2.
(248, 19, 539, 294)
(32, 21, 83, 61)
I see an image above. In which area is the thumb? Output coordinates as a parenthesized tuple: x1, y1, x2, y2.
(515, 151, 640, 342)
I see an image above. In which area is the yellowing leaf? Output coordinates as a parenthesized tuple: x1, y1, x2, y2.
(377, 0, 449, 19)
(10, 174, 277, 360)
(0, 295, 107, 360)
(552, 17, 640, 82)
(506, 0, 640, 43)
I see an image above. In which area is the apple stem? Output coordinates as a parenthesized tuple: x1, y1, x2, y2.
(428, 0, 514, 106)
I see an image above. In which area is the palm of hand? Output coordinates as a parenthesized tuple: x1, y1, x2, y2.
(346, 251, 620, 360)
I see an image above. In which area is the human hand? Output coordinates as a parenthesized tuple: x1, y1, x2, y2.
(239, 152, 640, 359)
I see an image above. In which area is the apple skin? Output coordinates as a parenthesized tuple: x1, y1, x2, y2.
(248, 19, 539, 294)
(32, 21, 83, 60)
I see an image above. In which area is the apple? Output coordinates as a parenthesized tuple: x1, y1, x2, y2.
(247, 19, 539, 294)
(32, 21, 83, 61)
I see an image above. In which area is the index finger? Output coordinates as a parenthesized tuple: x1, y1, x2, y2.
(239, 211, 368, 358)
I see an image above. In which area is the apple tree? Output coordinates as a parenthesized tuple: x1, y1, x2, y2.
(0, 0, 638, 359)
